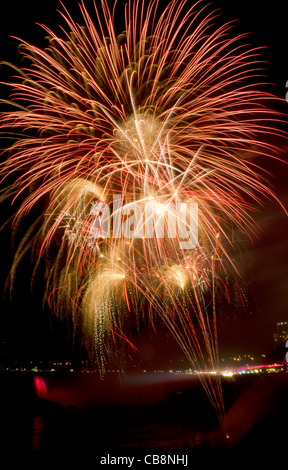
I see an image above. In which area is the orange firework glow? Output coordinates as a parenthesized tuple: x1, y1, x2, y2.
(0, 0, 286, 419)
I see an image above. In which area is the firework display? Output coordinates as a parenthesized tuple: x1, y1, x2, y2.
(0, 0, 285, 419)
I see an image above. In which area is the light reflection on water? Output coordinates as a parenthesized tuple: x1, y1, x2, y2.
(32, 415, 44, 450)
(1, 372, 288, 451)
(31, 406, 213, 451)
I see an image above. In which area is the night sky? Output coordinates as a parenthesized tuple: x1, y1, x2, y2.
(0, 0, 287, 366)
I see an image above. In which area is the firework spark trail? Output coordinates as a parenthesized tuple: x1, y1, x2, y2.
(0, 0, 286, 418)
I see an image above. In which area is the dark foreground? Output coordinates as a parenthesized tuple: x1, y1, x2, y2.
(0, 370, 287, 453)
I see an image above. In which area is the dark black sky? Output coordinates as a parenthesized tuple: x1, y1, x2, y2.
(0, 0, 288, 365)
